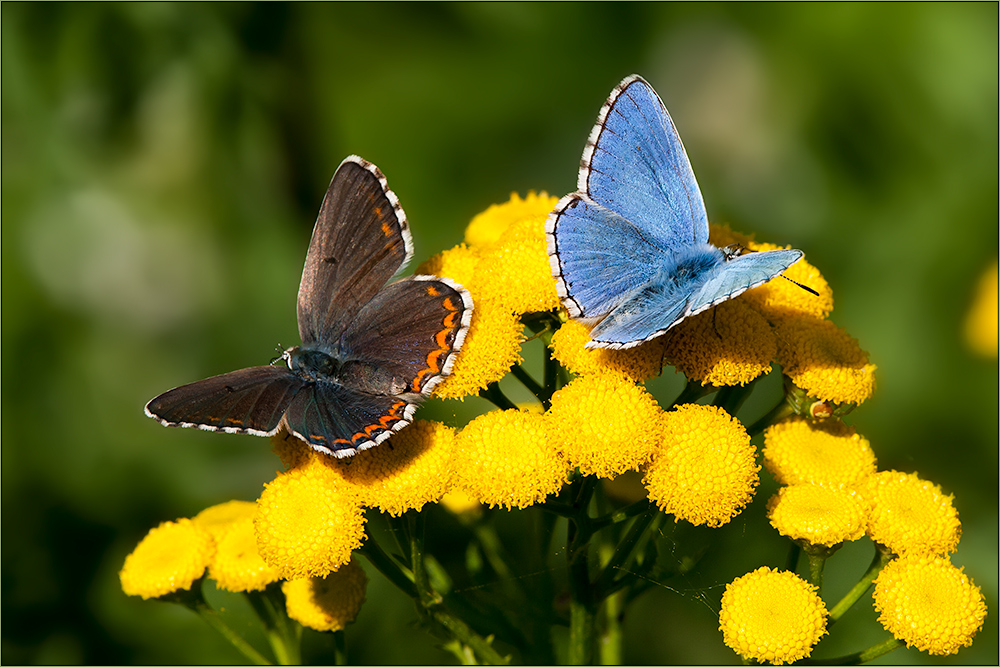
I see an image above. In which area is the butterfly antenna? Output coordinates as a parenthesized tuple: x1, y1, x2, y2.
(270, 343, 287, 365)
(781, 275, 819, 296)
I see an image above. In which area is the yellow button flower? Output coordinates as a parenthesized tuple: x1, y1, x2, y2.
(209, 515, 282, 593)
(328, 420, 457, 516)
(719, 566, 828, 664)
(964, 259, 998, 358)
(549, 318, 666, 382)
(464, 191, 558, 250)
(548, 373, 664, 479)
(767, 485, 868, 547)
(254, 462, 366, 580)
(866, 471, 961, 557)
(662, 299, 775, 386)
(873, 555, 987, 655)
(455, 409, 569, 509)
(283, 558, 368, 633)
(762, 418, 876, 488)
(192, 500, 258, 542)
(643, 404, 758, 527)
(120, 518, 214, 599)
(418, 243, 481, 291)
(775, 316, 877, 405)
(439, 488, 484, 519)
(744, 241, 834, 321)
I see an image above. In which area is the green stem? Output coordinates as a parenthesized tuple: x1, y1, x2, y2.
(332, 630, 347, 666)
(806, 550, 825, 591)
(510, 363, 545, 405)
(479, 382, 518, 411)
(182, 593, 272, 665)
(599, 591, 624, 665)
(568, 597, 595, 665)
(358, 537, 417, 599)
(245, 587, 301, 665)
(672, 378, 714, 407)
(803, 637, 903, 665)
(429, 607, 509, 665)
(747, 399, 793, 437)
(590, 499, 653, 533)
(829, 547, 893, 623)
(593, 510, 657, 599)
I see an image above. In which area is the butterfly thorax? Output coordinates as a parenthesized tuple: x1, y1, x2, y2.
(283, 346, 411, 397)
(656, 243, 725, 289)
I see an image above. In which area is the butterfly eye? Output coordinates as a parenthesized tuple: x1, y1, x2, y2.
(722, 244, 748, 260)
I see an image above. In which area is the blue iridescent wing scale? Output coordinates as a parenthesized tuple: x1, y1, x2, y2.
(688, 250, 803, 315)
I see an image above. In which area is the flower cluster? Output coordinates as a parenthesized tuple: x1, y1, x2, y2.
(126, 191, 987, 664)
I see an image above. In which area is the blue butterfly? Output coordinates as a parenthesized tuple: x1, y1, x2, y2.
(146, 156, 473, 458)
(546, 75, 804, 350)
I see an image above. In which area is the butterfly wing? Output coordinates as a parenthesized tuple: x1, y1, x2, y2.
(283, 382, 416, 458)
(687, 249, 803, 315)
(339, 276, 473, 396)
(145, 366, 305, 436)
(297, 155, 413, 347)
(547, 194, 672, 318)
(580, 74, 709, 250)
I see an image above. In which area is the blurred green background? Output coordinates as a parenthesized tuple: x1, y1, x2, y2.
(2, 3, 997, 664)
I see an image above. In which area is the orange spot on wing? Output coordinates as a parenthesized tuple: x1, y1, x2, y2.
(381, 220, 392, 237)
(426, 285, 440, 296)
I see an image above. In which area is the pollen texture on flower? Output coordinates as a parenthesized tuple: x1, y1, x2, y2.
(866, 470, 961, 557)
(548, 373, 664, 478)
(209, 515, 282, 592)
(744, 242, 834, 321)
(120, 518, 214, 599)
(455, 409, 569, 509)
(775, 316, 876, 405)
(766, 485, 868, 547)
(254, 464, 366, 580)
(417, 243, 481, 292)
(192, 499, 258, 542)
(464, 191, 557, 250)
(719, 566, 828, 665)
(873, 555, 987, 655)
(762, 418, 876, 488)
(643, 403, 759, 527)
(662, 299, 775, 386)
(549, 318, 666, 382)
(329, 420, 457, 516)
(283, 557, 368, 632)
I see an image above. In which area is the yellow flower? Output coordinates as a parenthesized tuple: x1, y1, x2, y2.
(430, 304, 523, 399)
(719, 566, 828, 664)
(209, 515, 282, 593)
(192, 499, 257, 542)
(255, 461, 366, 579)
(873, 555, 987, 655)
(439, 488, 484, 519)
(774, 316, 877, 406)
(549, 318, 666, 382)
(548, 373, 663, 478)
(120, 519, 214, 599)
(643, 404, 758, 527)
(283, 558, 368, 632)
(464, 191, 557, 250)
(455, 409, 569, 509)
(271, 428, 310, 470)
(328, 420, 457, 516)
(661, 299, 775, 386)
(866, 471, 961, 556)
(707, 223, 754, 249)
(744, 242, 834, 321)
(473, 211, 562, 316)
(762, 418, 876, 488)
(417, 243, 481, 293)
(766, 485, 868, 547)
(964, 260, 998, 358)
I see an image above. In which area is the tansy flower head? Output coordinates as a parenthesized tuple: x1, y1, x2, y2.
(439, 488, 484, 520)
(327, 420, 457, 516)
(120, 518, 214, 599)
(283, 558, 368, 633)
(548, 373, 664, 479)
(549, 318, 666, 382)
(873, 555, 987, 655)
(775, 316, 877, 406)
(255, 463, 366, 580)
(209, 515, 282, 593)
(272, 428, 310, 470)
(455, 409, 569, 510)
(192, 500, 258, 542)
(762, 418, 876, 488)
(472, 210, 561, 316)
(743, 242, 834, 321)
(643, 404, 758, 527)
(964, 259, 998, 358)
(866, 470, 961, 557)
(708, 223, 755, 249)
(464, 191, 558, 250)
(719, 566, 828, 665)
(661, 299, 775, 386)
(767, 485, 868, 548)
(417, 243, 481, 294)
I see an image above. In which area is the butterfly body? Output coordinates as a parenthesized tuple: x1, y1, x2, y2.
(547, 75, 803, 350)
(146, 156, 472, 458)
